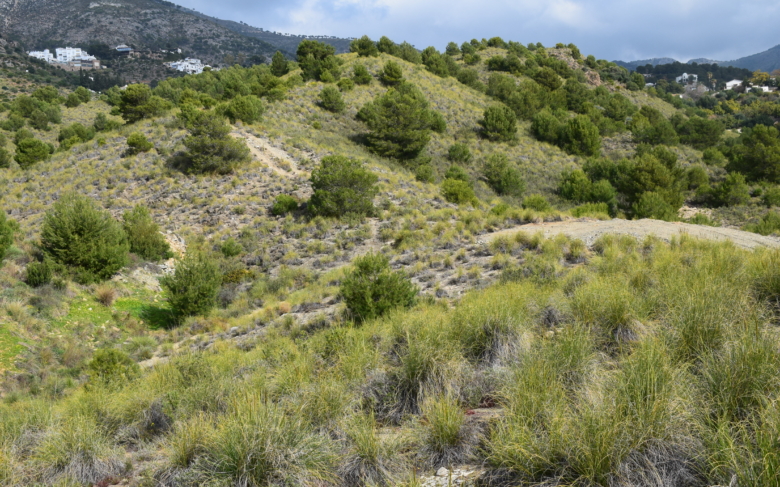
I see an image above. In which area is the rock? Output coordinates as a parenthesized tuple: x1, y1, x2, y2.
(436, 467, 449, 477)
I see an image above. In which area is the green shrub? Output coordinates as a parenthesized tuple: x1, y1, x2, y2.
(309, 156, 378, 218)
(0, 211, 14, 261)
(483, 153, 525, 197)
(25, 259, 52, 287)
(271, 194, 299, 216)
(14, 138, 52, 169)
(0, 147, 10, 168)
(560, 115, 601, 156)
(632, 191, 677, 221)
(64, 92, 82, 108)
(161, 252, 222, 323)
(444, 165, 471, 184)
(118, 83, 170, 123)
(357, 82, 441, 161)
(763, 186, 780, 207)
(571, 202, 611, 218)
(93, 112, 122, 132)
(350, 35, 379, 57)
(0, 113, 25, 131)
(41, 193, 129, 283)
(87, 348, 140, 385)
(337, 78, 355, 92)
(744, 212, 780, 236)
(713, 173, 751, 207)
(441, 178, 477, 205)
(122, 205, 171, 261)
(352, 64, 373, 85)
(270, 51, 289, 77)
(448, 143, 471, 163)
(220, 237, 243, 257)
(319, 86, 346, 113)
(126, 132, 153, 155)
(379, 61, 404, 86)
(340, 252, 418, 322)
(297, 40, 340, 81)
(522, 194, 550, 211)
(223, 95, 265, 124)
(479, 104, 517, 142)
(179, 110, 251, 174)
(415, 164, 435, 183)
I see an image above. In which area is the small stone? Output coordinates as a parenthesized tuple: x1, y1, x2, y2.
(436, 467, 449, 477)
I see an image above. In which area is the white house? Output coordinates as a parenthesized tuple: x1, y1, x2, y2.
(675, 72, 698, 84)
(725, 79, 743, 90)
(166, 58, 210, 74)
(28, 49, 55, 63)
(749, 86, 771, 93)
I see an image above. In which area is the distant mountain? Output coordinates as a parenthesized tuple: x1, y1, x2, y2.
(183, 8, 354, 54)
(724, 44, 780, 72)
(614, 57, 678, 70)
(616, 44, 780, 73)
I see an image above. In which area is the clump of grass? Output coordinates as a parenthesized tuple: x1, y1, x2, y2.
(339, 413, 407, 486)
(94, 284, 117, 307)
(33, 415, 125, 485)
(418, 392, 479, 467)
(192, 393, 337, 486)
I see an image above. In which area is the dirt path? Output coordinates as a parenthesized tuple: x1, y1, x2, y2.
(231, 129, 309, 178)
(489, 218, 780, 250)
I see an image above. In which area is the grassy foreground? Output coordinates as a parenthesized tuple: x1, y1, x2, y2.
(1, 233, 780, 486)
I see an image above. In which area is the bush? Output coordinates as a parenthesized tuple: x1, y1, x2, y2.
(448, 143, 471, 163)
(223, 95, 264, 124)
(337, 78, 354, 92)
(479, 104, 517, 142)
(483, 153, 525, 197)
(0, 147, 9, 168)
(357, 83, 441, 161)
(87, 348, 140, 385)
(379, 61, 404, 86)
(523, 194, 551, 211)
(319, 86, 346, 113)
(350, 35, 379, 57)
(41, 193, 129, 283)
(270, 51, 289, 77)
(560, 115, 601, 156)
(441, 178, 478, 205)
(93, 112, 121, 132)
(271, 194, 299, 216)
(0, 211, 14, 261)
(763, 186, 780, 207)
(25, 259, 52, 287)
(161, 252, 222, 323)
(126, 132, 153, 155)
(713, 173, 751, 207)
(340, 252, 418, 322)
(179, 110, 251, 174)
(744, 212, 780, 236)
(444, 165, 471, 184)
(309, 156, 378, 218)
(297, 39, 340, 81)
(632, 191, 677, 221)
(122, 205, 171, 261)
(118, 84, 170, 123)
(14, 138, 52, 168)
(352, 64, 373, 85)
(415, 164, 435, 183)
(64, 92, 82, 108)
(220, 237, 243, 258)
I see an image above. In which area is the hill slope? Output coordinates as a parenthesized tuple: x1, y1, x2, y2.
(0, 0, 282, 67)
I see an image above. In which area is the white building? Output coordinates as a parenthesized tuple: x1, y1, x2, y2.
(675, 72, 698, 84)
(749, 86, 771, 93)
(166, 58, 210, 75)
(725, 79, 743, 90)
(28, 49, 55, 63)
(55, 47, 96, 63)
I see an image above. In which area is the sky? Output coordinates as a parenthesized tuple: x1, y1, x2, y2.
(172, 0, 780, 62)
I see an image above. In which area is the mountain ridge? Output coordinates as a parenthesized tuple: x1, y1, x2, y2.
(616, 43, 780, 73)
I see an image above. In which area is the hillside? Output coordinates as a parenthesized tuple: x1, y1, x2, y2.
(0, 0, 282, 74)
(2, 36, 780, 486)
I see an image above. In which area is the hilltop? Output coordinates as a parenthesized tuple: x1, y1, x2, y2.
(1, 35, 780, 486)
